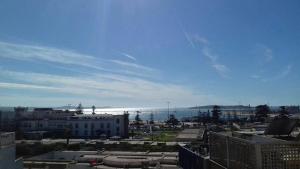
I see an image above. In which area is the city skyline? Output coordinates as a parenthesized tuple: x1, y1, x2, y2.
(0, 0, 300, 107)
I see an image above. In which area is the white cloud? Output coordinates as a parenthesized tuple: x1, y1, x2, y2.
(182, 32, 230, 78)
(194, 35, 209, 45)
(0, 69, 210, 107)
(264, 47, 273, 62)
(0, 82, 59, 90)
(251, 75, 261, 79)
(275, 64, 292, 79)
(212, 64, 230, 78)
(183, 31, 196, 48)
(110, 59, 155, 72)
(202, 47, 218, 62)
(0, 41, 97, 68)
(0, 41, 158, 79)
(0, 41, 218, 106)
(196, 39, 230, 78)
(183, 31, 210, 49)
(255, 44, 274, 63)
(259, 65, 292, 82)
(121, 52, 137, 61)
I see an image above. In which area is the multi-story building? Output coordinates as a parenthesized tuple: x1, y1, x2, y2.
(68, 113, 129, 138)
(0, 107, 17, 132)
(18, 108, 129, 139)
(0, 132, 23, 169)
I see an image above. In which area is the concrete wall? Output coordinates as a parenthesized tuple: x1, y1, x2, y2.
(0, 133, 23, 169)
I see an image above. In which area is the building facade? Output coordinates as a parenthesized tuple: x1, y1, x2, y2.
(18, 108, 129, 139)
(0, 132, 23, 169)
(68, 113, 129, 138)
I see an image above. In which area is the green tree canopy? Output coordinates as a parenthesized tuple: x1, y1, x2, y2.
(166, 114, 179, 127)
(255, 104, 270, 122)
(212, 105, 221, 123)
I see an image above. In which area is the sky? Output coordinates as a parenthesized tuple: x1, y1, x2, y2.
(0, 0, 299, 107)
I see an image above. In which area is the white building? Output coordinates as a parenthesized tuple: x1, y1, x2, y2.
(68, 113, 129, 138)
(0, 132, 23, 169)
(19, 113, 129, 139)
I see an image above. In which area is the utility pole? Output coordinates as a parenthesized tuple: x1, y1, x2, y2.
(167, 101, 170, 120)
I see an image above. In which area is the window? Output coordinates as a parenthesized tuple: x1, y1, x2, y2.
(91, 123, 94, 129)
(116, 118, 120, 124)
(85, 123, 88, 128)
(100, 123, 104, 128)
(116, 127, 120, 136)
(75, 123, 78, 128)
(107, 123, 110, 128)
(75, 130, 78, 136)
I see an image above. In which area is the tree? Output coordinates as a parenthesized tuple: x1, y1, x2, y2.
(279, 106, 289, 116)
(212, 105, 221, 123)
(166, 114, 179, 127)
(64, 126, 71, 145)
(149, 112, 154, 125)
(233, 110, 239, 122)
(203, 110, 211, 124)
(197, 110, 202, 125)
(76, 103, 83, 114)
(135, 111, 142, 129)
(255, 105, 270, 122)
(92, 105, 96, 115)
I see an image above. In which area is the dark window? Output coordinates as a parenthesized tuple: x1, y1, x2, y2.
(91, 123, 94, 129)
(75, 130, 78, 136)
(85, 123, 88, 128)
(116, 119, 120, 124)
(107, 123, 110, 128)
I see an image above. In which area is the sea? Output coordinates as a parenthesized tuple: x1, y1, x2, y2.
(76, 107, 201, 121)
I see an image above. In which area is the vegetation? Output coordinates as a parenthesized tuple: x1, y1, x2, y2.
(149, 112, 154, 124)
(134, 111, 142, 129)
(212, 105, 221, 123)
(166, 114, 179, 127)
(16, 140, 178, 158)
(76, 103, 83, 114)
(279, 106, 289, 116)
(145, 130, 179, 142)
(255, 104, 271, 122)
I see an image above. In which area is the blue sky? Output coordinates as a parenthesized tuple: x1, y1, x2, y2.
(0, 0, 299, 107)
